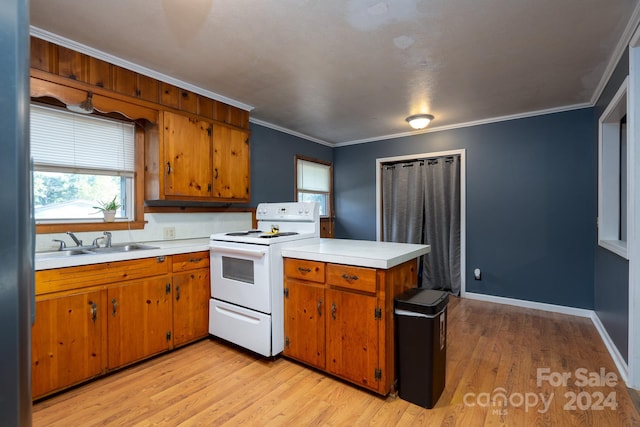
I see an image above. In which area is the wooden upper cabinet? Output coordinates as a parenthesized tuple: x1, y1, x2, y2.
(114, 67, 137, 97)
(228, 107, 250, 129)
(114, 68, 159, 102)
(56, 46, 86, 81)
(179, 90, 198, 114)
(197, 96, 214, 119)
(136, 74, 159, 103)
(88, 57, 113, 90)
(30, 37, 52, 72)
(212, 124, 250, 201)
(160, 82, 180, 109)
(162, 111, 213, 199)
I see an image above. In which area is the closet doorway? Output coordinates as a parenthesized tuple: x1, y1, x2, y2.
(376, 149, 466, 295)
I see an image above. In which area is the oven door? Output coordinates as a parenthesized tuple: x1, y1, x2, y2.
(210, 241, 271, 313)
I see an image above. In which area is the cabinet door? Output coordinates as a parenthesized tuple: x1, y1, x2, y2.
(107, 276, 173, 369)
(32, 290, 105, 399)
(173, 268, 210, 347)
(163, 111, 213, 198)
(325, 288, 380, 391)
(283, 278, 325, 369)
(212, 125, 250, 201)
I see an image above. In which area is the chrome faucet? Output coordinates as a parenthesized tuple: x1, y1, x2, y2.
(103, 231, 112, 247)
(66, 231, 83, 247)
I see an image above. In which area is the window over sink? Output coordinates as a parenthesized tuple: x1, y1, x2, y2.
(31, 103, 135, 223)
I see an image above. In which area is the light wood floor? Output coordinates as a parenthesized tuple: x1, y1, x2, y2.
(33, 296, 640, 426)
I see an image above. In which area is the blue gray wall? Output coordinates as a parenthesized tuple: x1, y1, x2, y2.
(593, 49, 630, 362)
(333, 110, 596, 309)
(249, 123, 332, 205)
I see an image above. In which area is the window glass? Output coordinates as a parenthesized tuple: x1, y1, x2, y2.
(31, 104, 135, 222)
(296, 157, 332, 217)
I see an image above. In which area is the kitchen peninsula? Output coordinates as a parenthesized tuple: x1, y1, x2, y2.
(281, 239, 429, 395)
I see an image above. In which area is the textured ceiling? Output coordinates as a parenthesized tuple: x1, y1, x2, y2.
(30, 0, 640, 145)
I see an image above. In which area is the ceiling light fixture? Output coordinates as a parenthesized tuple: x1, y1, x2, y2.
(406, 114, 434, 130)
(66, 92, 94, 114)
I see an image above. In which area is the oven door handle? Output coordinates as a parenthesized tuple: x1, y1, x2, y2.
(210, 246, 268, 258)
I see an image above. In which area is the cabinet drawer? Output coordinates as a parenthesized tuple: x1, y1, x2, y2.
(327, 264, 377, 293)
(284, 258, 325, 283)
(36, 256, 170, 295)
(172, 251, 210, 272)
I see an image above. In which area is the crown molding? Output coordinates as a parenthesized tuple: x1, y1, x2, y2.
(590, 2, 640, 105)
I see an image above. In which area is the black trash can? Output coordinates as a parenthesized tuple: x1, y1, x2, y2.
(395, 288, 449, 409)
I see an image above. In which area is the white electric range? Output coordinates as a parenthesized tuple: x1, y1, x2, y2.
(209, 201, 320, 356)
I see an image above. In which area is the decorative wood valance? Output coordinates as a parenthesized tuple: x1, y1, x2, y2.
(30, 77, 158, 123)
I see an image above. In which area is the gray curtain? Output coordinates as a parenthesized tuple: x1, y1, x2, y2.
(382, 161, 424, 244)
(381, 155, 461, 295)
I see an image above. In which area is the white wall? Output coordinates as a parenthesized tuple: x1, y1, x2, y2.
(35, 212, 252, 252)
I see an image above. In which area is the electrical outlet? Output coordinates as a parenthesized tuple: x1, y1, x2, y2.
(163, 227, 176, 240)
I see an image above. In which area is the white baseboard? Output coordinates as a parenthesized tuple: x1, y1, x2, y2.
(462, 292, 629, 384)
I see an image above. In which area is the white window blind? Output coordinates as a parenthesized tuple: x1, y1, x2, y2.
(297, 159, 330, 192)
(30, 104, 135, 174)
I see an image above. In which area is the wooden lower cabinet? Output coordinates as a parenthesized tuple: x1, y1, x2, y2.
(32, 251, 210, 399)
(283, 278, 326, 370)
(32, 289, 106, 398)
(107, 276, 173, 369)
(172, 251, 211, 347)
(283, 258, 418, 395)
(325, 288, 379, 389)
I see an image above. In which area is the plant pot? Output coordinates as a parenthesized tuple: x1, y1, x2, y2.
(103, 210, 116, 222)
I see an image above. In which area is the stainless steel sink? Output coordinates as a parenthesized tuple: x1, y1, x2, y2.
(37, 243, 160, 259)
(89, 244, 160, 253)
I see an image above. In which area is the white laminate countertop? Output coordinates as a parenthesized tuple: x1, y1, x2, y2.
(281, 239, 430, 269)
(35, 238, 211, 270)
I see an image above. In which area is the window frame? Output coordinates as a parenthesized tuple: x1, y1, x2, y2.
(32, 101, 149, 234)
(598, 76, 629, 258)
(295, 155, 333, 218)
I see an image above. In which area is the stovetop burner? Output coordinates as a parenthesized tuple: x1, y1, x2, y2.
(226, 230, 263, 236)
(259, 232, 299, 239)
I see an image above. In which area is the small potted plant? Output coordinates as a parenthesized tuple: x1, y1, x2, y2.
(93, 196, 121, 222)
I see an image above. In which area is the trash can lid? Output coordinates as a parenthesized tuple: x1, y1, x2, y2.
(395, 288, 449, 315)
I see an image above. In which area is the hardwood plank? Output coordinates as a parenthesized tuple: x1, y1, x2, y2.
(33, 297, 640, 426)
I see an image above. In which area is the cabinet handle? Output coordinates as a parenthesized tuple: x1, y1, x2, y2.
(317, 298, 322, 316)
(176, 285, 181, 301)
(214, 168, 219, 179)
(189, 257, 203, 263)
(112, 298, 118, 317)
(342, 274, 359, 281)
(331, 302, 336, 320)
(90, 301, 97, 322)
(297, 267, 311, 273)
(167, 161, 172, 175)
